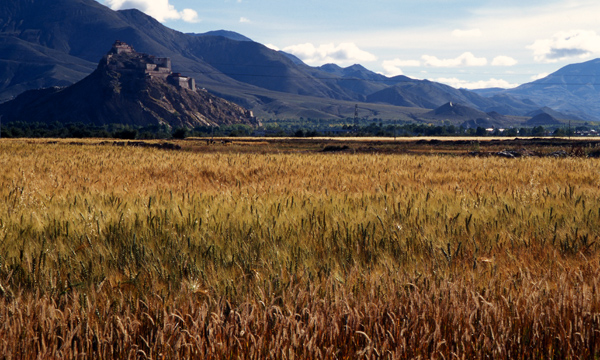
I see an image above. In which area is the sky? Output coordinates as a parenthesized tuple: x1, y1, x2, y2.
(99, 0, 600, 89)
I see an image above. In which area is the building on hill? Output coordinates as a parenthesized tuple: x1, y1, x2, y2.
(112, 40, 134, 54)
(105, 41, 194, 91)
(167, 73, 196, 91)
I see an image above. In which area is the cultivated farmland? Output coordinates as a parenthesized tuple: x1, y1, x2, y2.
(1, 139, 600, 358)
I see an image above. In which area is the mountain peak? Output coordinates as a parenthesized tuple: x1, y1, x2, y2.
(430, 102, 488, 118)
(318, 63, 388, 82)
(190, 30, 253, 42)
(525, 112, 562, 126)
(346, 64, 368, 71)
(320, 63, 343, 72)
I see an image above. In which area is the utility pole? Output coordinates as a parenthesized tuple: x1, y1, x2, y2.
(354, 104, 359, 129)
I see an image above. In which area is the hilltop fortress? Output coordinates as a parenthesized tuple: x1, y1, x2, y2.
(105, 41, 196, 91)
(0, 40, 259, 128)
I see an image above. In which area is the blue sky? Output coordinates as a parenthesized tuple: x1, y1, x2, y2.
(100, 0, 600, 89)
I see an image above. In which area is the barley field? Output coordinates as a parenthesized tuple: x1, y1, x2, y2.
(1, 139, 600, 359)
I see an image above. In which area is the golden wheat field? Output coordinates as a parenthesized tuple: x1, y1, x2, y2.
(1, 138, 600, 359)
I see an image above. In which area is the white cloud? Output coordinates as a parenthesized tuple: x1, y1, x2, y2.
(491, 56, 517, 66)
(104, 0, 199, 23)
(282, 43, 377, 65)
(451, 29, 482, 38)
(239, 17, 251, 23)
(422, 52, 487, 67)
(529, 29, 600, 63)
(381, 59, 421, 76)
(435, 77, 518, 90)
(180, 8, 199, 23)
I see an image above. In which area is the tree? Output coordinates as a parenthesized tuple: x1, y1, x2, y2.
(172, 127, 189, 139)
(532, 126, 545, 137)
(113, 128, 138, 139)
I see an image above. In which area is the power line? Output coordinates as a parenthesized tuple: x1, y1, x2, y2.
(192, 70, 600, 86)
(196, 60, 600, 77)
(194, 60, 600, 76)
(187, 62, 600, 85)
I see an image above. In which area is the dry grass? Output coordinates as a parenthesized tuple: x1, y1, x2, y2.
(1, 139, 600, 358)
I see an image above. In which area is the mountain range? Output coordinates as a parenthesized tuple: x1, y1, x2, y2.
(1, 0, 600, 124)
(473, 58, 600, 122)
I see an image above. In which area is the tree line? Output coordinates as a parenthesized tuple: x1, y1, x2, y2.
(0, 121, 588, 139)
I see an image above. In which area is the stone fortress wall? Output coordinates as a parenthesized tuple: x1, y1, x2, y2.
(107, 41, 196, 91)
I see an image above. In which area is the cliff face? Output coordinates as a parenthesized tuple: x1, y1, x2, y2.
(0, 42, 259, 128)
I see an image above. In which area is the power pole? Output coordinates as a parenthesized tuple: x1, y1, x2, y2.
(354, 104, 359, 129)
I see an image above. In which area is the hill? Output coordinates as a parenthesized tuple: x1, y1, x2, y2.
(428, 102, 490, 118)
(411, 102, 521, 128)
(0, 42, 258, 127)
(366, 80, 537, 115)
(524, 113, 562, 126)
